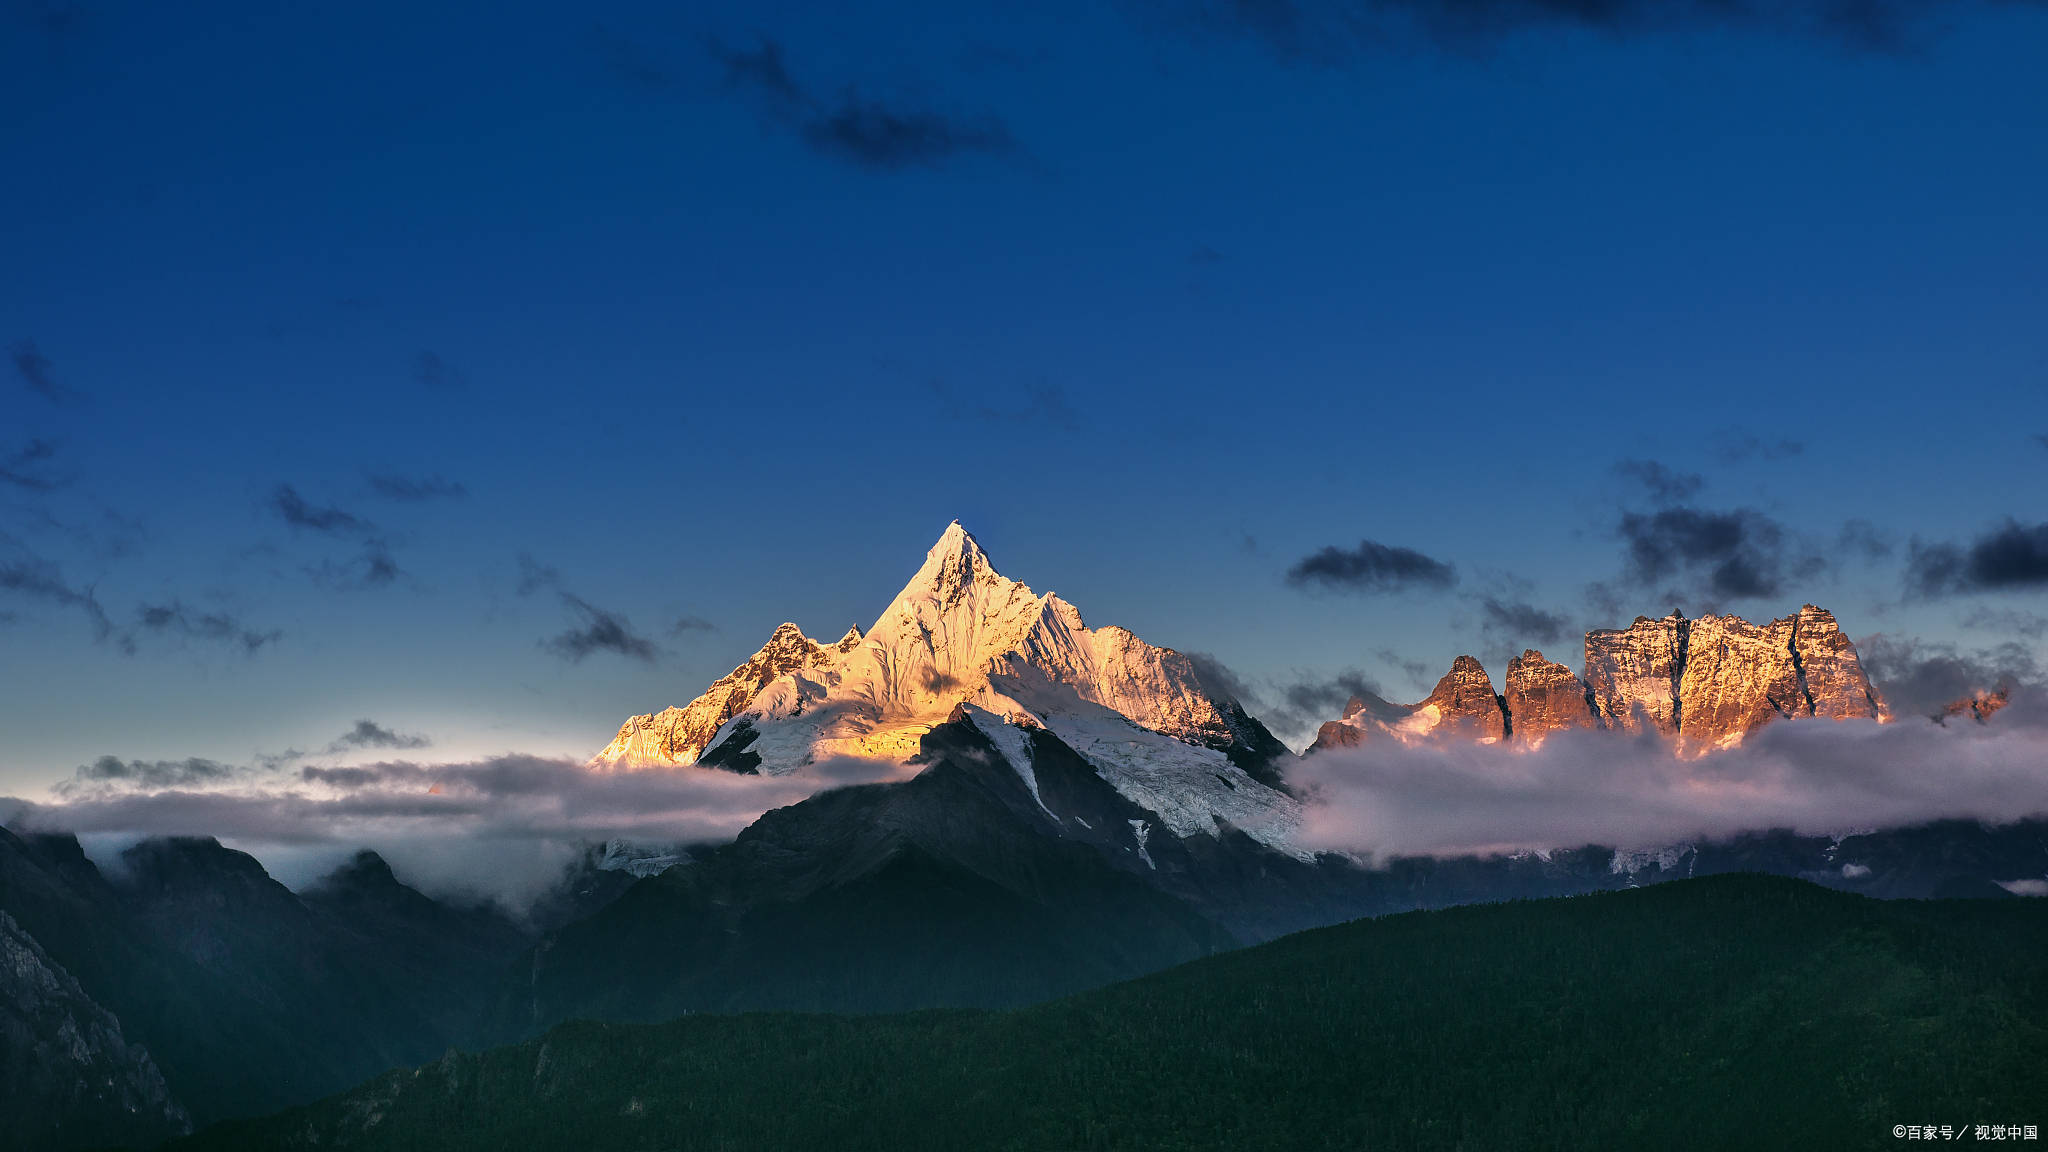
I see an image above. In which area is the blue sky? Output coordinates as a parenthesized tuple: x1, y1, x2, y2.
(5, 0, 2046, 789)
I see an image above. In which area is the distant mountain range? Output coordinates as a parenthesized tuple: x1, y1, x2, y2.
(1311, 604, 1888, 753)
(3, 522, 2042, 1147)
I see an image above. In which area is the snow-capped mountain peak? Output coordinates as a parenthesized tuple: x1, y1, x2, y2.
(592, 522, 1300, 852)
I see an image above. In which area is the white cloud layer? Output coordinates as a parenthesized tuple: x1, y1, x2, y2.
(1293, 694, 2048, 858)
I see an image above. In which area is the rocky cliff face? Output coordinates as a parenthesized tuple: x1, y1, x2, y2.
(0, 911, 189, 1150)
(1418, 656, 1509, 742)
(1585, 613, 1690, 735)
(1312, 605, 1887, 756)
(1503, 650, 1595, 741)
(590, 622, 864, 770)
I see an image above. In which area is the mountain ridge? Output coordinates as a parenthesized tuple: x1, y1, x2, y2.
(1313, 604, 1889, 755)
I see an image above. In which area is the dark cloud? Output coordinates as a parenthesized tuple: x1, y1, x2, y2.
(11, 340, 73, 403)
(928, 379, 1081, 432)
(366, 473, 467, 502)
(1294, 700, 2048, 860)
(415, 351, 464, 390)
(1613, 458, 1703, 505)
(16, 0, 84, 38)
(670, 614, 716, 636)
(309, 540, 404, 590)
(327, 720, 431, 753)
(544, 598, 659, 663)
(0, 554, 113, 640)
(1260, 669, 1392, 743)
(1712, 433, 1805, 464)
(135, 601, 282, 654)
(1156, 0, 2040, 59)
(1837, 518, 1893, 562)
(1961, 607, 2048, 641)
(0, 555, 282, 655)
(1858, 634, 2041, 719)
(274, 485, 374, 535)
(1615, 505, 1809, 602)
(515, 556, 563, 596)
(1907, 520, 2048, 598)
(1477, 595, 1570, 646)
(2033, 433, 2048, 451)
(63, 756, 239, 793)
(714, 37, 1016, 170)
(591, 20, 674, 93)
(1286, 539, 1457, 594)
(516, 555, 660, 664)
(1183, 651, 1256, 705)
(1372, 646, 1433, 688)
(0, 439, 61, 491)
(1191, 244, 1224, 265)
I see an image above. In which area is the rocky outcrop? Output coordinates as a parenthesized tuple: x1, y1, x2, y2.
(1313, 605, 1886, 757)
(1585, 613, 1691, 735)
(1503, 650, 1595, 740)
(0, 911, 189, 1150)
(1935, 688, 2009, 725)
(1417, 656, 1509, 742)
(1675, 613, 1811, 752)
(1307, 659, 1505, 748)
(590, 622, 864, 770)
(1789, 605, 1889, 722)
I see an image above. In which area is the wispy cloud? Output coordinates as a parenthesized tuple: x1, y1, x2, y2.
(928, 379, 1081, 432)
(415, 350, 465, 391)
(1612, 458, 1703, 505)
(0, 439, 62, 491)
(135, 600, 282, 654)
(713, 36, 1016, 170)
(1155, 0, 2042, 61)
(10, 340, 75, 403)
(326, 720, 431, 753)
(0, 551, 281, 656)
(366, 473, 467, 503)
(1476, 595, 1569, 647)
(516, 555, 661, 664)
(273, 484, 373, 535)
(670, 614, 716, 637)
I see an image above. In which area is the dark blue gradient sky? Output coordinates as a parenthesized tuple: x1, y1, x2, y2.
(5, 0, 2046, 787)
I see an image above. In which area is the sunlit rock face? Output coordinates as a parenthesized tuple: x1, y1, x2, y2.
(1419, 656, 1509, 742)
(589, 522, 1299, 852)
(1935, 688, 2009, 725)
(1503, 650, 1595, 741)
(1306, 658, 1505, 748)
(1313, 605, 1887, 757)
(1675, 613, 1812, 752)
(1585, 613, 1691, 735)
(589, 622, 864, 771)
(1788, 605, 1890, 723)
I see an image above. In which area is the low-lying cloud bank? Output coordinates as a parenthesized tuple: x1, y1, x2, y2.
(1293, 695, 2048, 859)
(12, 701, 2048, 908)
(7, 753, 919, 909)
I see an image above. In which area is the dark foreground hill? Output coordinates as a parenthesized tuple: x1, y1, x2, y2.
(177, 874, 2048, 1152)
